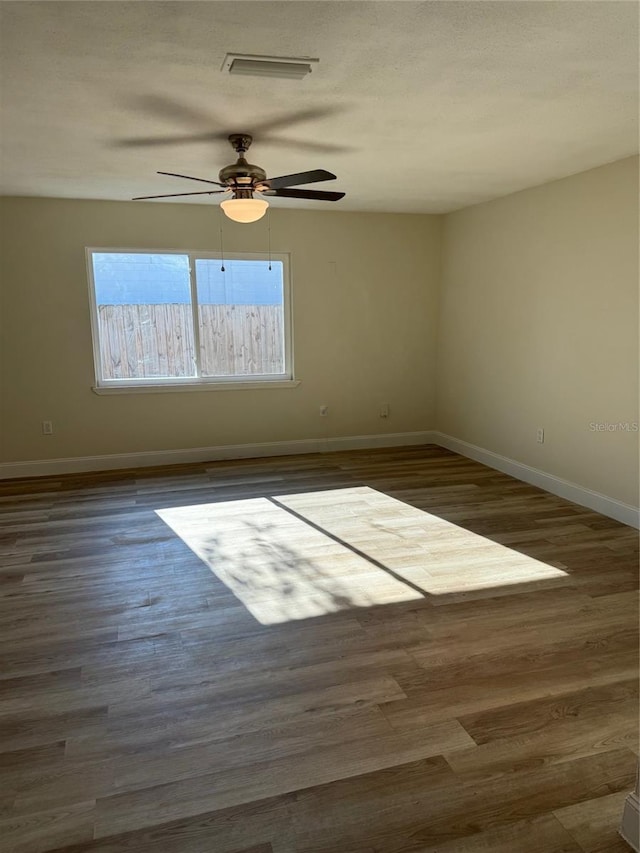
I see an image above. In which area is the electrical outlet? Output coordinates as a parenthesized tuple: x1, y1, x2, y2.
(536, 427, 544, 444)
(319, 405, 329, 417)
(379, 404, 390, 419)
(42, 420, 53, 435)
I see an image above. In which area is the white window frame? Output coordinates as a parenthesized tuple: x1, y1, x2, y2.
(86, 248, 297, 394)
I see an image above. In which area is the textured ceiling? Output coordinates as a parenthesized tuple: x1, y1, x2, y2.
(0, 1, 637, 213)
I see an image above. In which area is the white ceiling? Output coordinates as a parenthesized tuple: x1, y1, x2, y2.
(0, 1, 637, 213)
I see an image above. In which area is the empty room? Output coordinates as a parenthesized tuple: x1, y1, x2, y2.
(0, 2, 638, 852)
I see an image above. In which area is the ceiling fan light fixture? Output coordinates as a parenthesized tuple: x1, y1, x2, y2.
(220, 197, 269, 223)
(222, 53, 319, 80)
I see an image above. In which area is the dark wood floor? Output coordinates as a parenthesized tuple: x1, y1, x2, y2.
(0, 445, 637, 853)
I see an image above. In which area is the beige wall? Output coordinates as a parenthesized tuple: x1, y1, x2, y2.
(1, 157, 638, 511)
(436, 156, 639, 506)
(0, 199, 440, 461)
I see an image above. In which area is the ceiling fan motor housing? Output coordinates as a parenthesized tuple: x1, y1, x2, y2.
(219, 133, 267, 189)
(218, 156, 267, 187)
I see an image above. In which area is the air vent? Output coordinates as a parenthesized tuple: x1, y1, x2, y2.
(222, 53, 319, 80)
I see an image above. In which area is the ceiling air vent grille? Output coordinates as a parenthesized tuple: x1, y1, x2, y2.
(222, 53, 319, 80)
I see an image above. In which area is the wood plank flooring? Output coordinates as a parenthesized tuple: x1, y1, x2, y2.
(0, 445, 637, 852)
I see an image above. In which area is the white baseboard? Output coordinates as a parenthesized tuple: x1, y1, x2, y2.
(620, 792, 640, 852)
(2, 430, 637, 529)
(0, 431, 437, 480)
(432, 431, 640, 529)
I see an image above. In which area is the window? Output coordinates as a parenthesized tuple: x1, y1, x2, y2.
(86, 249, 293, 391)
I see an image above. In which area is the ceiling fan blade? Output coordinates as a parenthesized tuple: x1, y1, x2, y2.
(112, 132, 222, 148)
(132, 190, 226, 200)
(157, 171, 226, 187)
(266, 169, 337, 190)
(265, 188, 345, 201)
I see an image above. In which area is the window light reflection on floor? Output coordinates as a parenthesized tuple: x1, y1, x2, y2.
(155, 487, 568, 625)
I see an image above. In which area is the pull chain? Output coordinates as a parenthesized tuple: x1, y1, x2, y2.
(219, 208, 226, 272)
(267, 207, 272, 271)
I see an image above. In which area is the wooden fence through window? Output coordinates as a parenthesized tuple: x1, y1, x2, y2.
(98, 303, 284, 378)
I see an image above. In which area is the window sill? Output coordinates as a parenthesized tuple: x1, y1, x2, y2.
(92, 379, 301, 395)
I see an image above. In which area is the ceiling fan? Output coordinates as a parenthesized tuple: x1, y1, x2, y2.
(132, 133, 345, 222)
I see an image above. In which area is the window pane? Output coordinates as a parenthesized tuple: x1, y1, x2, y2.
(92, 253, 196, 380)
(195, 259, 285, 376)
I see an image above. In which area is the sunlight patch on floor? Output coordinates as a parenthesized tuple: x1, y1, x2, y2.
(156, 487, 568, 624)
